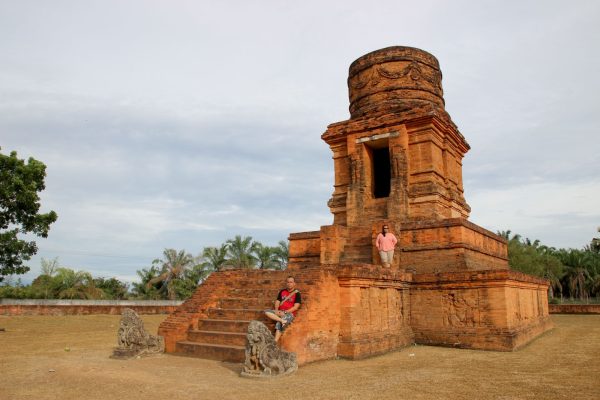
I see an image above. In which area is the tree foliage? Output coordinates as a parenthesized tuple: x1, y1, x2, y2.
(147, 249, 196, 300)
(130, 237, 289, 300)
(0, 149, 57, 281)
(501, 230, 600, 301)
(1, 235, 290, 300)
(225, 235, 258, 269)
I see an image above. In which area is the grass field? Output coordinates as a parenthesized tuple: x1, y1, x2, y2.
(1, 314, 599, 400)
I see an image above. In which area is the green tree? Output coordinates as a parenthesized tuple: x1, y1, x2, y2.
(131, 266, 164, 299)
(253, 243, 278, 270)
(171, 261, 213, 299)
(500, 231, 564, 298)
(590, 227, 600, 254)
(273, 240, 289, 270)
(51, 267, 104, 299)
(0, 277, 33, 299)
(225, 235, 258, 269)
(147, 249, 194, 300)
(556, 249, 592, 301)
(93, 277, 129, 300)
(201, 244, 228, 272)
(0, 149, 58, 281)
(34, 257, 61, 298)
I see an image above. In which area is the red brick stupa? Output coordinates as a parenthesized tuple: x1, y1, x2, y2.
(159, 46, 552, 365)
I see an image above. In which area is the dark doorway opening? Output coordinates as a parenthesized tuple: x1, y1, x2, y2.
(372, 147, 391, 198)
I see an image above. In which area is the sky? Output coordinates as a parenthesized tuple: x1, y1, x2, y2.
(1, 0, 599, 284)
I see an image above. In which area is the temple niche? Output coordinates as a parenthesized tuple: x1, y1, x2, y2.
(159, 46, 552, 366)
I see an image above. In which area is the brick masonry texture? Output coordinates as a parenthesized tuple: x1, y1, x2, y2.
(161, 46, 552, 365)
(0, 300, 181, 316)
(549, 304, 600, 314)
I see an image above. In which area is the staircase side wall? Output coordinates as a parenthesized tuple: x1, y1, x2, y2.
(279, 267, 342, 365)
(281, 265, 415, 365)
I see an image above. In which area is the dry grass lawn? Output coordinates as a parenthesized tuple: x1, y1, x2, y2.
(1, 314, 599, 400)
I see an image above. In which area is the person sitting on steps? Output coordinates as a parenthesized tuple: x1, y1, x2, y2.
(264, 276, 301, 342)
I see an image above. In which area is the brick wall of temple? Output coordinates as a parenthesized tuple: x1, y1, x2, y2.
(410, 270, 552, 350)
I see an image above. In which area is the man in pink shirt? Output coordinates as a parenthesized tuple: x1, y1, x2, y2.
(376, 224, 398, 268)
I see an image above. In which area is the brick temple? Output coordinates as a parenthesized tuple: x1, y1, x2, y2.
(159, 46, 552, 365)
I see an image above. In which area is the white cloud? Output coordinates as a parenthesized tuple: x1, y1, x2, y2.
(1, 0, 599, 283)
(469, 181, 600, 248)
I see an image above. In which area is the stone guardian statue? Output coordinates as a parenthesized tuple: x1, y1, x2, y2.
(241, 320, 297, 377)
(110, 308, 164, 359)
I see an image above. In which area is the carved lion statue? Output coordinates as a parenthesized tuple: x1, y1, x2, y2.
(112, 308, 164, 359)
(241, 320, 297, 377)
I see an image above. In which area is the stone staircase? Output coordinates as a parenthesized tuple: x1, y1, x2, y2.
(172, 277, 282, 362)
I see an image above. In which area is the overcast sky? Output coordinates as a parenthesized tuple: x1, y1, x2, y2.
(1, 0, 599, 284)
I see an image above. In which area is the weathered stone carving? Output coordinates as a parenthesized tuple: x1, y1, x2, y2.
(442, 293, 477, 328)
(111, 308, 164, 359)
(241, 320, 297, 378)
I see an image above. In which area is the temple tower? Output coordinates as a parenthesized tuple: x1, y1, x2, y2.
(160, 46, 552, 366)
(325, 46, 470, 226)
(290, 46, 508, 273)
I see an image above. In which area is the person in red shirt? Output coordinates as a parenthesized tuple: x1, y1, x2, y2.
(376, 224, 398, 268)
(264, 276, 302, 342)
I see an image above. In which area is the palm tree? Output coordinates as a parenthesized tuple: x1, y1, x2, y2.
(497, 230, 511, 240)
(589, 274, 600, 298)
(201, 244, 229, 272)
(557, 249, 591, 301)
(171, 261, 214, 299)
(52, 268, 104, 299)
(543, 268, 563, 299)
(273, 240, 289, 270)
(253, 243, 277, 270)
(225, 235, 258, 269)
(147, 249, 194, 300)
(131, 266, 164, 299)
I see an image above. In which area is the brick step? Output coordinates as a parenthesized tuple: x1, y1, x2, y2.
(197, 319, 251, 333)
(208, 308, 265, 320)
(341, 257, 373, 264)
(347, 237, 373, 245)
(220, 297, 275, 309)
(175, 341, 245, 363)
(235, 279, 282, 287)
(341, 248, 373, 262)
(228, 288, 279, 297)
(187, 330, 247, 346)
(342, 248, 373, 256)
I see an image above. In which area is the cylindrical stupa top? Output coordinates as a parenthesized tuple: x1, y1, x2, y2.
(348, 46, 445, 119)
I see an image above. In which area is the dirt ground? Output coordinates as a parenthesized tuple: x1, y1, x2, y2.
(1, 314, 598, 400)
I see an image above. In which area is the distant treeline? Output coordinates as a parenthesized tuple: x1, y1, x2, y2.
(498, 231, 600, 303)
(2, 231, 600, 302)
(0, 235, 288, 301)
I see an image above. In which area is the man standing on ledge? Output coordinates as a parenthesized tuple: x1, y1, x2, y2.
(264, 276, 301, 342)
(376, 224, 398, 268)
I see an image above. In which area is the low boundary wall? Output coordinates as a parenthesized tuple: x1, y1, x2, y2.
(0, 299, 182, 316)
(549, 304, 600, 314)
